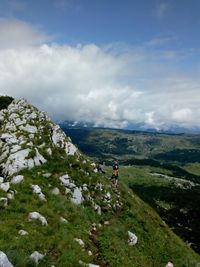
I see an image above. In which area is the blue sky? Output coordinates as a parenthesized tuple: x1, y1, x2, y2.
(0, 0, 200, 130)
(1, 0, 200, 48)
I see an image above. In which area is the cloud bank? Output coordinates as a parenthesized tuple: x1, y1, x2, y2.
(0, 19, 200, 131)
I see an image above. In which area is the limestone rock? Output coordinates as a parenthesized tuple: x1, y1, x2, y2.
(88, 250, 93, 256)
(28, 212, 48, 226)
(128, 231, 138, 246)
(30, 251, 45, 264)
(60, 217, 68, 224)
(11, 175, 24, 184)
(0, 177, 4, 184)
(52, 187, 60, 195)
(42, 173, 51, 178)
(71, 187, 83, 205)
(93, 203, 101, 215)
(19, 124, 38, 134)
(31, 185, 46, 201)
(7, 191, 15, 200)
(166, 262, 174, 267)
(74, 238, 85, 247)
(0, 182, 10, 192)
(0, 198, 8, 207)
(0, 251, 14, 267)
(18, 229, 28, 236)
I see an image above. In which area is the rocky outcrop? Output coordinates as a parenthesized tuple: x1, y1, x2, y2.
(0, 98, 77, 177)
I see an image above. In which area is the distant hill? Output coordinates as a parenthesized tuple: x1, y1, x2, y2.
(61, 127, 200, 180)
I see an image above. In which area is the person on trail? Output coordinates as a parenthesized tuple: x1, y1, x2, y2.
(112, 161, 119, 185)
(97, 161, 106, 174)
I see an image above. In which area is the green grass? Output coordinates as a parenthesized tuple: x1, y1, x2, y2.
(0, 154, 200, 266)
(184, 162, 200, 176)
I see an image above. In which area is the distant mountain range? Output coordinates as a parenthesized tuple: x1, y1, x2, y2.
(58, 120, 200, 134)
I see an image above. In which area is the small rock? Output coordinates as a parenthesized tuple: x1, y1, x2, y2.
(0, 251, 14, 267)
(103, 221, 110, 225)
(31, 185, 46, 201)
(74, 238, 85, 248)
(0, 198, 8, 207)
(46, 148, 52, 156)
(30, 251, 45, 264)
(71, 187, 83, 205)
(0, 182, 10, 192)
(93, 204, 101, 215)
(7, 191, 15, 200)
(128, 231, 138, 246)
(88, 264, 100, 267)
(82, 184, 88, 191)
(52, 187, 60, 195)
(88, 250, 93, 256)
(11, 175, 24, 184)
(42, 173, 51, 178)
(59, 174, 70, 186)
(28, 212, 48, 226)
(65, 188, 71, 194)
(60, 217, 68, 224)
(18, 229, 28, 236)
(166, 262, 174, 267)
(0, 177, 4, 184)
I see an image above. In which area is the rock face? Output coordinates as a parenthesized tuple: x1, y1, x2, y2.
(0, 98, 77, 177)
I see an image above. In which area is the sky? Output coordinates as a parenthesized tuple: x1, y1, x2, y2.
(0, 0, 200, 131)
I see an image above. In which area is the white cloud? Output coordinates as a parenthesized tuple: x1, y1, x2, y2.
(0, 19, 200, 131)
(155, 2, 170, 18)
(172, 108, 193, 122)
(0, 18, 49, 49)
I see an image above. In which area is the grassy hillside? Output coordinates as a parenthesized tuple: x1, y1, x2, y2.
(0, 152, 200, 266)
(119, 165, 200, 255)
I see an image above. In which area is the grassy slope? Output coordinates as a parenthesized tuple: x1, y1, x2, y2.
(97, 182, 200, 267)
(0, 153, 200, 266)
(119, 165, 200, 255)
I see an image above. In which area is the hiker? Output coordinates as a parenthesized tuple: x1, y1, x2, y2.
(97, 161, 106, 174)
(111, 161, 119, 185)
